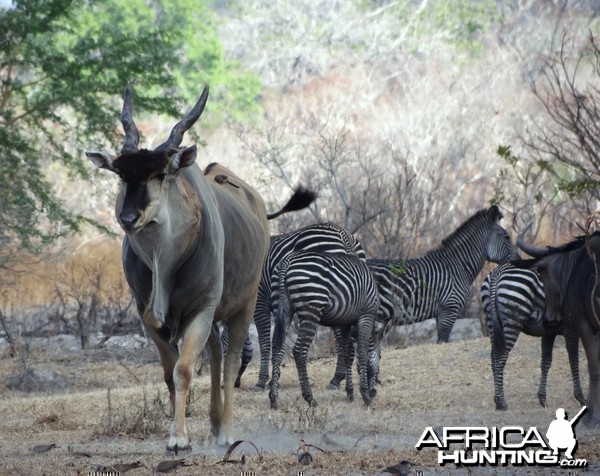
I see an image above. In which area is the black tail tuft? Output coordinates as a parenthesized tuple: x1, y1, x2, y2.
(267, 186, 317, 220)
(492, 310, 506, 355)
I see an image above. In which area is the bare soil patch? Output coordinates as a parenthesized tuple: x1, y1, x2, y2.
(0, 334, 597, 475)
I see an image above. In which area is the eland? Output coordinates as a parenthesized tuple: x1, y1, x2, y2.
(86, 84, 315, 452)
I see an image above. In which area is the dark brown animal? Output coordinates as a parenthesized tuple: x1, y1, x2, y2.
(514, 230, 600, 427)
(86, 84, 315, 452)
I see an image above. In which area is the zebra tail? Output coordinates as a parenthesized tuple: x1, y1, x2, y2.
(492, 308, 505, 355)
(273, 259, 292, 352)
(489, 282, 506, 356)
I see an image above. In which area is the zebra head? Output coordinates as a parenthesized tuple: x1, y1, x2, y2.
(483, 206, 519, 264)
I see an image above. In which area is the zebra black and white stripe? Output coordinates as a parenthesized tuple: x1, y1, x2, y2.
(268, 251, 379, 409)
(374, 206, 516, 339)
(328, 206, 516, 388)
(245, 223, 366, 390)
(481, 262, 585, 410)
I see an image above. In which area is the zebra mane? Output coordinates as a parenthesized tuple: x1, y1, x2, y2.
(433, 208, 493, 254)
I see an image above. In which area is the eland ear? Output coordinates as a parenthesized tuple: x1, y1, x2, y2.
(168, 145, 197, 175)
(86, 151, 117, 172)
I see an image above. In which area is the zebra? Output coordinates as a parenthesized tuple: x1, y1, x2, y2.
(268, 251, 379, 409)
(481, 263, 585, 411)
(328, 205, 517, 389)
(240, 223, 366, 390)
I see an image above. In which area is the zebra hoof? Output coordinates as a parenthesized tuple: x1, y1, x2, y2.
(369, 387, 377, 398)
(254, 381, 266, 391)
(495, 402, 508, 411)
(537, 394, 546, 408)
(326, 381, 340, 390)
(308, 399, 318, 408)
(269, 389, 279, 410)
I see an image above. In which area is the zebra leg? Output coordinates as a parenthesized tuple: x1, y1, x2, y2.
(370, 321, 388, 390)
(337, 326, 354, 402)
(538, 334, 556, 407)
(491, 344, 509, 410)
(235, 335, 253, 388)
(293, 316, 319, 407)
(253, 292, 272, 390)
(367, 337, 379, 398)
(327, 327, 346, 390)
(268, 316, 286, 410)
(356, 316, 374, 406)
(564, 325, 586, 405)
(436, 309, 459, 343)
(269, 284, 293, 410)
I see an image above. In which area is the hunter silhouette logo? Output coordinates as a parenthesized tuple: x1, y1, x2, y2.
(546, 406, 586, 460)
(416, 406, 588, 468)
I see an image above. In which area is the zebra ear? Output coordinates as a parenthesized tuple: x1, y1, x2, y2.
(488, 205, 503, 222)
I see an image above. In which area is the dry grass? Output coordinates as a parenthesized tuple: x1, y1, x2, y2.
(1, 238, 125, 311)
(0, 334, 597, 475)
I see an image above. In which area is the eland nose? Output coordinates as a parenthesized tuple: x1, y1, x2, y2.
(119, 211, 140, 230)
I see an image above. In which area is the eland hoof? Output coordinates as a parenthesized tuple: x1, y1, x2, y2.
(166, 438, 192, 456)
(216, 434, 234, 447)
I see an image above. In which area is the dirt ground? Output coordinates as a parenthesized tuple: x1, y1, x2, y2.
(0, 333, 598, 475)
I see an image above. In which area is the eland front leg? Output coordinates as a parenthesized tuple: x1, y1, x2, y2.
(146, 326, 179, 419)
(167, 311, 213, 453)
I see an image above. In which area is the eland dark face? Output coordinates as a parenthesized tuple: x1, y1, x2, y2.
(85, 82, 206, 234)
(113, 150, 169, 232)
(87, 146, 198, 234)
